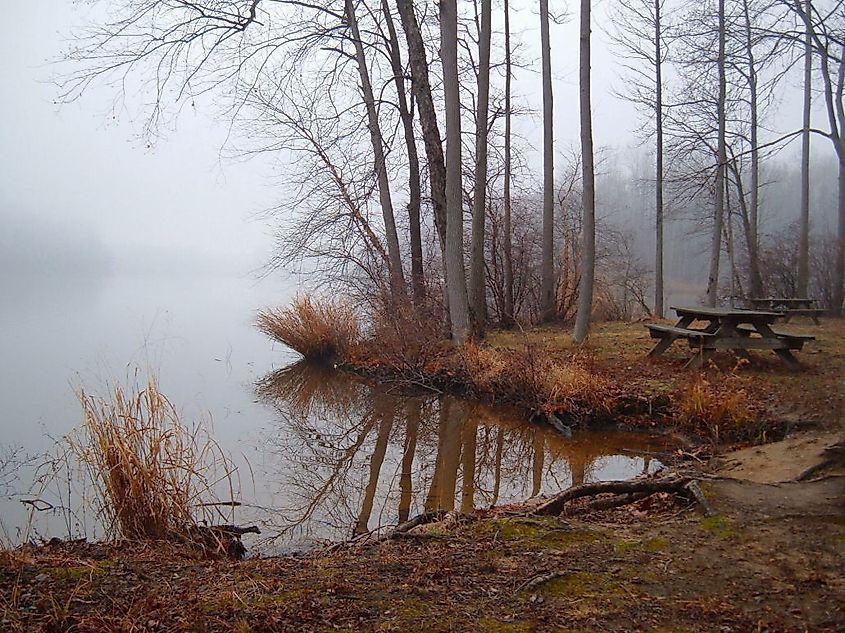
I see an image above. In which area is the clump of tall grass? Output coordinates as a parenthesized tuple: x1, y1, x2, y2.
(457, 343, 614, 416)
(72, 378, 236, 541)
(256, 295, 361, 361)
(676, 377, 754, 443)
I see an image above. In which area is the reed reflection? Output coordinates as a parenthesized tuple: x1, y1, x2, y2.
(256, 362, 670, 543)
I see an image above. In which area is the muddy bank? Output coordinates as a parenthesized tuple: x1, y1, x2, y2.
(3, 431, 844, 632)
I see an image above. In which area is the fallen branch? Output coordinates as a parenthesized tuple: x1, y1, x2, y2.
(684, 480, 715, 516)
(533, 476, 692, 516)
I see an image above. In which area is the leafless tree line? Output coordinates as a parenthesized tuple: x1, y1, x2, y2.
(60, 0, 845, 342)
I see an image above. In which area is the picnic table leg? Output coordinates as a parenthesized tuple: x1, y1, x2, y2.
(647, 315, 695, 358)
(774, 349, 801, 371)
(753, 322, 803, 371)
(685, 348, 714, 369)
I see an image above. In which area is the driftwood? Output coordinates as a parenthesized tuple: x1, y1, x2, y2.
(533, 476, 693, 516)
(183, 524, 261, 560)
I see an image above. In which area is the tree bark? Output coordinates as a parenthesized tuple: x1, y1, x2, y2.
(798, 0, 812, 298)
(573, 0, 595, 343)
(345, 0, 406, 299)
(539, 0, 556, 322)
(469, 0, 492, 334)
(382, 0, 424, 305)
(741, 0, 763, 298)
(440, 0, 471, 342)
(654, 0, 665, 319)
(502, 0, 515, 326)
(395, 0, 451, 323)
(705, 0, 727, 307)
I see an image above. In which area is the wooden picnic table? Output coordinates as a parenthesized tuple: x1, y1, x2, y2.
(646, 306, 815, 370)
(748, 297, 823, 324)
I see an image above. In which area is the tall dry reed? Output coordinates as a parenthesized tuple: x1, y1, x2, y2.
(256, 295, 360, 361)
(73, 378, 236, 541)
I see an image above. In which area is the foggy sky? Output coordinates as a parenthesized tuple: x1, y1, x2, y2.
(0, 0, 819, 280)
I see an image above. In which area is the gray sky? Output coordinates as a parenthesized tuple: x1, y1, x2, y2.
(0, 0, 812, 280)
(1, 1, 277, 277)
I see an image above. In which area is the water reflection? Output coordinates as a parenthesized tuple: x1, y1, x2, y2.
(256, 362, 670, 543)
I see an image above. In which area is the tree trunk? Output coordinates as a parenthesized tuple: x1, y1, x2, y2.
(705, 0, 727, 307)
(742, 0, 763, 298)
(353, 409, 394, 535)
(469, 0, 492, 334)
(654, 0, 665, 319)
(573, 0, 595, 343)
(539, 0, 556, 322)
(440, 0, 471, 342)
(345, 0, 406, 299)
(503, 0, 515, 326)
(382, 0, 424, 305)
(395, 0, 451, 323)
(798, 0, 812, 298)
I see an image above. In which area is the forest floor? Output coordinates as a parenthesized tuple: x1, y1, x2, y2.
(2, 317, 844, 632)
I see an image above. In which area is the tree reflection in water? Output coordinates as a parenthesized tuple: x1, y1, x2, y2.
(255, 362, 670, 544)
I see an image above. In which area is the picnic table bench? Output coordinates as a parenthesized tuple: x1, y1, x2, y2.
(646, 306, 815, 370)
(747, 297, 824, 324)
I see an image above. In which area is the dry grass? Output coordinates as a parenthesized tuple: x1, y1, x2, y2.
(457, 342, 614, 417)
(257, 295, 360, 361)
(676, 377, 754, 443)
(72, 378, 237, 541)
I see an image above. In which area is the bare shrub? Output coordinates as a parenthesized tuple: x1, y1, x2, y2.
(675, 377, 753, 443)
(257, 295, 361, 361)
(72, 378, 237, 541)
(457, 342, 614, 417)
(360, 295, 449, 373)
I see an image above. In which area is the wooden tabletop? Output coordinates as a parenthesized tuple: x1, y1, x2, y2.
(749, 297, 814, 304)
(671, 305, 783, 319)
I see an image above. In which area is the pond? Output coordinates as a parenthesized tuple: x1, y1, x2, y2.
(0, 272, 671, 552)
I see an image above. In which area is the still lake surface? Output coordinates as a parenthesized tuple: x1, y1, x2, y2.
(0, 272, 669, 552)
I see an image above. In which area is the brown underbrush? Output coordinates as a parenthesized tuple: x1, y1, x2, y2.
(256, 295, 360, 362)
(72, 378, 237, 541)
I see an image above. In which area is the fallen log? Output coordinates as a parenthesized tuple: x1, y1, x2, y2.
(532, 476, 693, 516)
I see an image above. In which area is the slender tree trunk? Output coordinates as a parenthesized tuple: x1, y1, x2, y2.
(382, 0, 424, 304)
(573, 0, 596, 343)
(654, 0, 665, 319)
(395, 0, 451, 324)
(705, 0, 727, 307)
(531, 434, 545, 497)
(440, 0, 471, 342)
(345, 0, 406, 299)
(798, 0, 812, 298)
(398, 401, 420, 523)
(460, 417, 478, 513)
(832, 49, 845, 315)
(503, 0, 515, 326)
(490, 429, 504, 506)
(539, 0, 556, 321)
(353, 409, 394, 535)
(742, 0, 763, 298)
(469, 0, 492, 334)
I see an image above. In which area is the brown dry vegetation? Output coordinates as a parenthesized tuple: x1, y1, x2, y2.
(259, 295, 845, 444)
(256, 296, 361, 362)
(2, 471, 843, 632)
(73, 379, 238, 543)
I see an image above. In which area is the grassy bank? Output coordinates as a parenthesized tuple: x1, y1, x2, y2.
(3, 472, 843, 632)
(257, 297, 845, 445)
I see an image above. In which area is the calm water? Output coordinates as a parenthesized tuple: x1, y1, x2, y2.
(0, 272, 669, 551)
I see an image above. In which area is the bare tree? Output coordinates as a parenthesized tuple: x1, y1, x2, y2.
(573, 0, 596, 343)
(798, 0, 813, 296)
(608, 0, 670, 318)
(469, 0, 493, 333)
(502, 0, 515, 326)
(441, 0, 472, 342)
(705, 0, 729, 306)
(540, 0, 556, 321)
